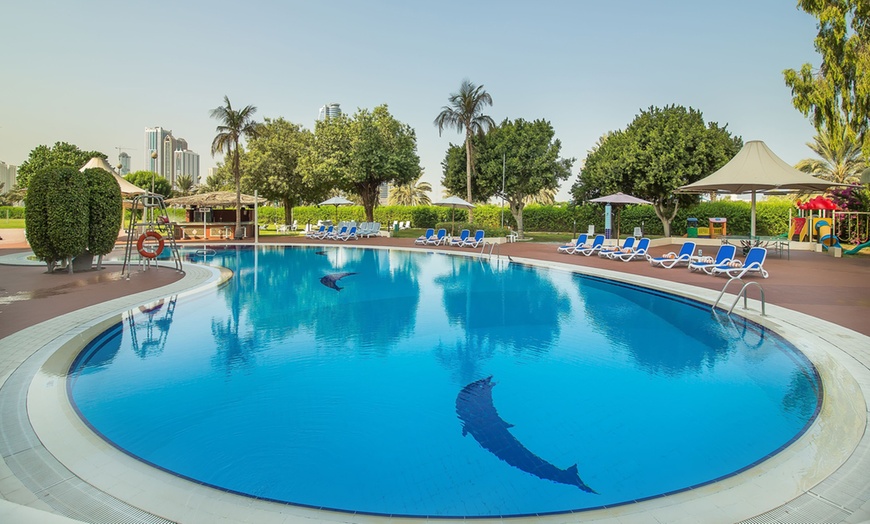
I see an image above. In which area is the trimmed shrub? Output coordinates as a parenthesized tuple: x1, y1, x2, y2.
(0, 206, 25, 219)
(84, 168, 122, 256)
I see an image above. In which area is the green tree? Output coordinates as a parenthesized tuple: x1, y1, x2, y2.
(242, 117, 320, 224)
(388, 175, 432, 206)
(203, 161, 234, 192)
(84, 168, 123, 263)
(795, 127, 866, 183)
(571, 105, 742, 236)
(25, 166, 89, 272)
(305, 105, 421, 221)
(784, 1, 870, 156)
(434, 79, 495, 221)
(175, 174, 195, 196)
(210, 95, 260, 235)
(125, 171, 172, 198)
(17, 142, 106, 188)
(445, 118, 573, 238)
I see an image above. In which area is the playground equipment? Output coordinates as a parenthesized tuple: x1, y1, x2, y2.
(814, 219, 842, 250)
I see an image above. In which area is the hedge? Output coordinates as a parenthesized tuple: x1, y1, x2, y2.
(84, 168, 123, 256)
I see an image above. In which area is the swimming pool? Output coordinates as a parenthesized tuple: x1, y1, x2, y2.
(67, 245, 821, 518)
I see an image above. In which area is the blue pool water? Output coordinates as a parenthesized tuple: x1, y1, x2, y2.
(69, 246, 821, 517)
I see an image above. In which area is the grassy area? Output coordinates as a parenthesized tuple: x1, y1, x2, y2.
(0, 218, 25, 229)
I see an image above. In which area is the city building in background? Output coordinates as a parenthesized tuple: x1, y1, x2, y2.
(144, 126, 200, 188)
(118, 152, 131, 175)
(378, 182, 390, 204)
(0, 161, 17, 193)
(318, 103, 341, 121)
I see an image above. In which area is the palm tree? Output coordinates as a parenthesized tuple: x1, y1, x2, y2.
(175, 174, 194, 196)
(525, 187, 556, 205)
(388, 176, 432, 206)
(434, 79, 494, 221)
(210, 96, 260, 235)
(795, 127, 866, 184)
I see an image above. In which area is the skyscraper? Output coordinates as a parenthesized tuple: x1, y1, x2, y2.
(0, 161, 16, 193)
(318, 103, 342, 121)
(118, 152, 131, 175)
(144, 126, 200, 188)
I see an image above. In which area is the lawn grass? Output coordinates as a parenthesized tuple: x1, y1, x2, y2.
(0, 219, 25, 229)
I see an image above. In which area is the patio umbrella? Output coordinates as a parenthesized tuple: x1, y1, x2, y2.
(434, 196, 474, 235)
(319, 196, 354, 222)
(588, 192, 651, 239)
(677, 140, 849, 237)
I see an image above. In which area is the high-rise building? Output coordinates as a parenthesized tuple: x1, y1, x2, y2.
(0, 161, 17, 193)
(144, 126, 200, 188)
(118, 152, 131, 175)
(318, 103, 342, 121)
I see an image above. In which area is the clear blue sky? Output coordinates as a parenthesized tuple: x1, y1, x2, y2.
(0, 1, 820, 200)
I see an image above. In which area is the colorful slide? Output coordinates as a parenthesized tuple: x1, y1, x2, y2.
(814, 219, 842, 250)
(844, 240, 870, 255)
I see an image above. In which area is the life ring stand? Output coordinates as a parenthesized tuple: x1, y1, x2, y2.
(137, 231, 165, 259)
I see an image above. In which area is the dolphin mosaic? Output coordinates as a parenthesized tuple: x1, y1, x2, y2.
(319, 272, 357, 291)
(455, 376, 596, 493)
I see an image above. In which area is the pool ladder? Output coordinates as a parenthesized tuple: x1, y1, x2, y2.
(713, 277, 766, 316)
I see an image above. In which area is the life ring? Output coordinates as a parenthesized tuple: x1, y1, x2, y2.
(137, 231, 164, 258)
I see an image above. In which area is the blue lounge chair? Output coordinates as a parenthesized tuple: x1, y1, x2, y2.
(415, 228, 434, 245)
(573, 234, 605, 256)
(610, 237, 650, 261)
(688, 244, 737, 274)
(305, 225, 325, 239)
(316, 225, 334, 239)
(711, 246, 769, 279)
(463, 230, 485, 248)
(598, 237, 635, 258)
(450, 229, 470, 247)
(649, 241, 696, 269)
(338, 226, 357, 241)
(427, 228, 448, 246)
(327, 225, 346, 240)
(557, 234, 588, 254)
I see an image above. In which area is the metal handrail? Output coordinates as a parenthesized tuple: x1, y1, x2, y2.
(713, 277, 766, 316)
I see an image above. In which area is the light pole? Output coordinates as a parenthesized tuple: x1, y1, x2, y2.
(150, 151, 158, 194)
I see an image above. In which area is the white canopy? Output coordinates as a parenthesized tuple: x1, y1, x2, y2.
(80, 157, 146, 197)
(677, 141, 848, 237)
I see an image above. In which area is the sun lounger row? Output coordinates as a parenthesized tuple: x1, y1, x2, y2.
(558, 234, 651, 261)
(688, 245, 769, 278)
(415, 228, 485, 248)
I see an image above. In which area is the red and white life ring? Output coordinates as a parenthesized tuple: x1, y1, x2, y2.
(137, 231, 164, 259)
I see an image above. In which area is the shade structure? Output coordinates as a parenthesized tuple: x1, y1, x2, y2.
(434, 196, 475, 235)
(588, 192, 652, 239)
(80, 157, 146, 197)
(318, 196, 354, 222)
(677, 140, 849, 237)
(166, 191, 266, 207)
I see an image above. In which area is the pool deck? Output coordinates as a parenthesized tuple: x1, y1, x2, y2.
(1, 230, 869, 523)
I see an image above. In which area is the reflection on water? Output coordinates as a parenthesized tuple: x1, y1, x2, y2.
(67, 245, 822, 517)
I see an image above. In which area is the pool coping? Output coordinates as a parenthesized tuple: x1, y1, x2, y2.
(1, 245, 869, 523)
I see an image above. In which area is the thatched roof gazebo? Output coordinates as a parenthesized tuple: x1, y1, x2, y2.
(165, 191, 266, 207)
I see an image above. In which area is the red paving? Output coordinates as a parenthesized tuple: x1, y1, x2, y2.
(2, 230, 869, 338)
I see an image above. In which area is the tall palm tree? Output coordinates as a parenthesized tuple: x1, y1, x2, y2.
(796, 127, 866, 184)
(388, 176, 432, 206)
(434, 79, 494, 221)
(210, 95, 260, 235)
(175, 174, 194, 196)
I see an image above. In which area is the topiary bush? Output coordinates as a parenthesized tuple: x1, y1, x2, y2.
(84, 168, 122, 257)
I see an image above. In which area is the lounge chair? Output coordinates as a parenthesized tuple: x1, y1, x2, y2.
(450, 229, 470, 246)
(573, 234, 605, 256)
(463, 230, 485, 248)
(688, 244, 737, 274)
(327, 225, 346, 240)
(610, 237, 650, 261)
(363, 222, 381, 238)
(415, 228, 434, 245)
(305, 225, 325, 239)
(711, 246, 769, 279)
(649, 241, 696, 269)
(557, 234, 588, 254)
(598, 237, 635, 258)
(339, 226, 357, 241)
(427, 228, 448, 245)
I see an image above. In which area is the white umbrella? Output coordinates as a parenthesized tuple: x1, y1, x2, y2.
(319, 196, 354, 222)
(677, 140, 849, 237)
(588, 192, 652, 239)
(80, 157, 146, 197)
(435, 196, 475, 235)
